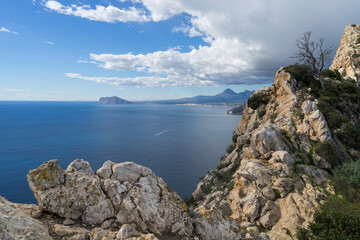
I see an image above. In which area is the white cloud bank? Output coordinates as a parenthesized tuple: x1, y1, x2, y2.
(44, 0, 360, 87)
(44, 0, 150, 23)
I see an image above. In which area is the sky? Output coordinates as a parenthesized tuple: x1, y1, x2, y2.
(1, 0, 360, 101)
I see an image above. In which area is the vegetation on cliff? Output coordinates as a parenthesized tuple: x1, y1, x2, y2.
(297, 161, 360, 240)
(284, 34, 360, 238)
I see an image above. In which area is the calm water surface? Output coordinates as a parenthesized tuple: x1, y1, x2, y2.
(0, 102, 241, 203)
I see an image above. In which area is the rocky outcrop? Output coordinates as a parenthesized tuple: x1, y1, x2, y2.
(0, 196, 52, 240)
(227, 103, 246, 115)
(330, 24, 360, 80)
(27, 159, 115, 225)
(26, 159, 192, 239)
(190, 68, 338, 239)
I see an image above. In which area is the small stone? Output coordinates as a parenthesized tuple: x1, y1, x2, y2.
(63, 218, 75, 225)
(68, 233, 87, 240)
(101, 219, 114, 229)
(246, 226, 259, 235)
(31, 210, 42, 218)
(116, 224, 141, 240)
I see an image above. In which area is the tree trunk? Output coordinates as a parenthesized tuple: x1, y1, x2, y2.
(319, 75, 326, 91)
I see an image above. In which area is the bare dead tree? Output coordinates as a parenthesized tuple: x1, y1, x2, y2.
(349, 50, 360, 88)
(293, 31, 333, 90)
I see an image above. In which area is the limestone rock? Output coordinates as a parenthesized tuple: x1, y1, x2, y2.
(27, 159, 115, 225)
(116, 224, 141, 240)
(98, 161, 193, 237)
(192, 206, 242, 240)
(0, 196, 53, 240)
(53, 224, 89, 237)
(330, 24, 360, 80)
(259, 201, 280, 229)
(191, 68, 334, 239)
(298, 100, 332, 142)
(27, 159, 193, 238)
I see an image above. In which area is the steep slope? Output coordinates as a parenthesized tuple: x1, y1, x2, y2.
(190, 69, 348, 239)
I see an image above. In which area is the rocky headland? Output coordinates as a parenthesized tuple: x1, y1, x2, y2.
(1, 24, 360, 240)
(99, 96, 132, 104)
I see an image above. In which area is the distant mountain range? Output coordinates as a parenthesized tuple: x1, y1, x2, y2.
(99, 88, 254, 106)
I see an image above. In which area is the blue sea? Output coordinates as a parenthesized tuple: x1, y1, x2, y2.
(0, 102, 241, 203)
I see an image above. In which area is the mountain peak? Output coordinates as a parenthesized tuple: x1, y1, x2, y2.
(222, 88, 237, 95)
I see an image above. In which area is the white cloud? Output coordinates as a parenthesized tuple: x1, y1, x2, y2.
(0, 27, 18, 34)
(0, 27, 10, 33)
(49, 0, 360, 87)
(43, 40, 54, 45)
(173, 24, 203, 37)
(4, 89, 30, 92)
(44, 1, 150, 23)
(87, 38, 269, 87)
(66, 72, 215, 87)
(77, 60, 98, 64)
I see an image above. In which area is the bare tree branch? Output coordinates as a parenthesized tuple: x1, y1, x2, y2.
(293, 31, 333, 90)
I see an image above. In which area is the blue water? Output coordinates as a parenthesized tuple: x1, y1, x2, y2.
(0, 102, 241, 203)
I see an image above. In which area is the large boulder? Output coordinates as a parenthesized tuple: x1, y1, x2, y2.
(97, 161, 193, 236)
(27, 159, 115, 225)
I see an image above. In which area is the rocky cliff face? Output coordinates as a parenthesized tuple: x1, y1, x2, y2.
(330, 24, 360, 80)
(190, 69, 346, 239)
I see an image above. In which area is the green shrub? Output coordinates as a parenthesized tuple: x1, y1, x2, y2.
(296, 195, 360, 240)
(333, 161, 360, 187)
(226, 143, 235, 154)
(253, 121, 260, 130)
(314, 141, 340, 168)
(217, 163, 227, 170)
(339, 81, 357, 94)
(284, 64, 315, 87)
(335, 123, 360, 150)
(214, 170, 233, 183)
(226, 181, 235, 191)
(333, 69, 342, 80)
(232, 134, 239, 143)
(184, 196, 196, 206)
(238, 189, 246, 198)
(201, 184, 212, 195)
(215, 162, 239, 183)
(326, 112, 350, 129)
(258, 109, 266, 119)
(321, 69, 336, 79)
(247, 92, 271, 110)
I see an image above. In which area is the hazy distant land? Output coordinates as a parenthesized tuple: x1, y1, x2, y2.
(99, 88, 254, 107)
